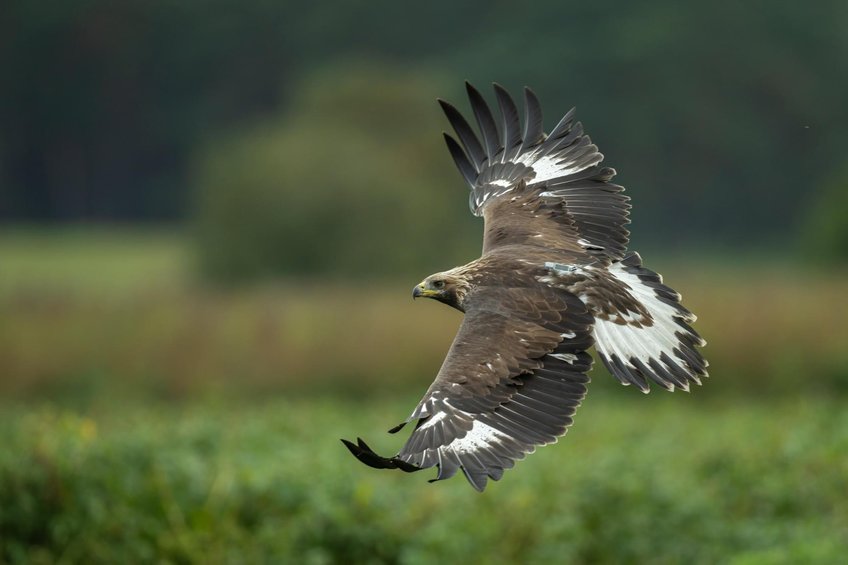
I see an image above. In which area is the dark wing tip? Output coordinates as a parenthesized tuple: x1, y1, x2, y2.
(438, 97, 486, 170)
(465, 81, 502, 162)
(493, 83, 522, 158)
(520, 87, 544, 152)
(443, 132, 478, 186)
(387, 421, 407, 434)
(491, 82, 512, 104)
(523, 86, 542, 112)
(340, 438, 421, 473)
(341, 437, 392, 469)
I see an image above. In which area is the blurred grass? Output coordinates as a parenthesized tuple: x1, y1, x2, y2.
(1, 396, 846, 563)
(0, 227, 190, 294)
(0, 227, 458, 400)
(0, 229, 846, 400)
(1, 228, 848, 562)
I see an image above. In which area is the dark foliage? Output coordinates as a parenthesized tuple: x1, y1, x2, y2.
(1, 0, 846, 258)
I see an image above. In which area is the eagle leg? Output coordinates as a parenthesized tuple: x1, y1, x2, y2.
(340, 437, 421, 473)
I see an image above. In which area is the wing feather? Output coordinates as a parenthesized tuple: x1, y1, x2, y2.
(438, 99, 486, 172)
(548, 107, 577, 139)
(519, 87, 544, 153)
(439, 83, 631, 261)
(466, 81, 502, 163)
(442, 133, 477, 187)
(494, 83, 522, 161)
(342, 284, 594, 491)
(586, 253, 708, 392)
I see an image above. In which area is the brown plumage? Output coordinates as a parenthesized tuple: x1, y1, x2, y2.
(342, 83, 707, 491)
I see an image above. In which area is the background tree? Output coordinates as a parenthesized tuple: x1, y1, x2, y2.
(1, 0, 846, 271)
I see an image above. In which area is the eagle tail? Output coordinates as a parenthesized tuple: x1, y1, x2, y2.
(592, 253, 708, 392)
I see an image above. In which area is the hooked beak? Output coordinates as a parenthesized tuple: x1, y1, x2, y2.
(412, 284, 424, 299)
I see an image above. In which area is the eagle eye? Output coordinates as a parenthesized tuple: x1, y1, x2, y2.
(432, 280, 446, 290)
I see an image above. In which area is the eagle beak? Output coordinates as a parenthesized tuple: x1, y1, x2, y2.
(412, 284, 424, 299)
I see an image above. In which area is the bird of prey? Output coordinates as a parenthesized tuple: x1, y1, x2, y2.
(342, 82, 707, 491)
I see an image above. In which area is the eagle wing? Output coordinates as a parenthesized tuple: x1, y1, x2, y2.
(441, 82, 630, 260)
(441, 84, 706, 394)
(343, 283, 594, 491)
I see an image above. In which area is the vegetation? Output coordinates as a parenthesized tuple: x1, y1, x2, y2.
(3, 1, 847, 264)
(190, 67, 478, 281)
(0, 231, 847, 561)
(801, 168, 848, 263)
(2, 397, 846, 563)
(4, 2, 847, 559)
(1, 230, 846, 401)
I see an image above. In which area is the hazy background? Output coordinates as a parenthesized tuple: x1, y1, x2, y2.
(1, 1, 846, 562)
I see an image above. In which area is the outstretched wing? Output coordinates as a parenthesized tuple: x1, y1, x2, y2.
(441, 82, 630, 261)
(343, 284, 594, 491)
(590, 253, 708, 392)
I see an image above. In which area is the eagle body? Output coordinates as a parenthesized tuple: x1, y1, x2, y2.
(343, 83, 707, 491)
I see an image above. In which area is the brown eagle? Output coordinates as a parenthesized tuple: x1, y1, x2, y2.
(342, 83, 707, 491)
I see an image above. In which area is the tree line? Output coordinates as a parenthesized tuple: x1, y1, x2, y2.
(2, 0, 845, 268)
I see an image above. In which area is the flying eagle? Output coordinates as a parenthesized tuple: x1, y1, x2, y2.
(342, 83, 707, 491)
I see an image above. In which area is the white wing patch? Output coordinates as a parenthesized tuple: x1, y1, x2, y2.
(416, 409, 448, 430)
(590, 261, 705, 392)
(521, 153, 590, 184)
(593, 316, 687, 390)
(549, 352, 578, 364)
(475, 149, 599, 212)
(448, 418, 511, 452)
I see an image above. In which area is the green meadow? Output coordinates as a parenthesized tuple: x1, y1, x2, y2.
(1, 231, 847, 563)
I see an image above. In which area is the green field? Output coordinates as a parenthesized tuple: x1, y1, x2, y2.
(3, 397, 847, 563)
(1, 230, 847, 563)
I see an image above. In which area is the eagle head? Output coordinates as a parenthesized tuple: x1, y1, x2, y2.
(413, 271, 469, 311)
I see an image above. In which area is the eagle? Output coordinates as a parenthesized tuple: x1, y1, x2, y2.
(342, 82, 707, 491)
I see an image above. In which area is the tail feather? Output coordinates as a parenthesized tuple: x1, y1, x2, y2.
(592, 252, 707, 393)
